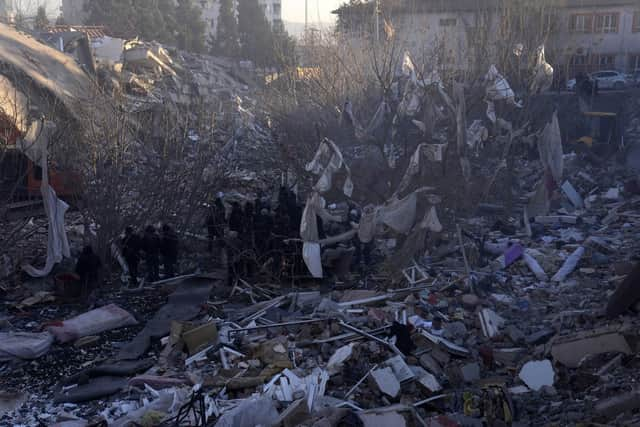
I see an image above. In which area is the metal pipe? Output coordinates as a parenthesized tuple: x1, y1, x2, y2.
(339, 321, 405, 359)
(228, 318, 330, 339)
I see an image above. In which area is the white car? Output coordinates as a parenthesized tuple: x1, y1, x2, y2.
(567, 70, 627, 91)
(590, 70, 628, 90)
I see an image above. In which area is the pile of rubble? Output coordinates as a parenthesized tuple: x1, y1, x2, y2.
(3, 115, 640, 426)
(4, 21, 640, 427)
(99, 39, 282, 190)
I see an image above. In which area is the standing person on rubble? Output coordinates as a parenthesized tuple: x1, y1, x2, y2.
(207, 194, 226, 251)
(160, 224, 178, 278)
(254, 208, 274, 254)
(243, 201, 255, 248)
(228, 201, 243, 235)
(142, 225, 160, 282)
(348, 207, 374, 271)
(75, 245, 102, 297)
(122, 226, 142, 287)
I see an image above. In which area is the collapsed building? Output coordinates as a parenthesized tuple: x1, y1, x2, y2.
(1, 13, 640, 427)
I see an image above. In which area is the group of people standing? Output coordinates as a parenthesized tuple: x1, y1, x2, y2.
(121, 224, 178, 287)
(206, 188, 302, 255)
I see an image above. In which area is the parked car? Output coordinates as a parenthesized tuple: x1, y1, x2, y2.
(590, 70, 628, 90)
(567, 70, 628, 91)
(628, 70, 640, 87)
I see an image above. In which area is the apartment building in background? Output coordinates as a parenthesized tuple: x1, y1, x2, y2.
(333, 0, 640, 75)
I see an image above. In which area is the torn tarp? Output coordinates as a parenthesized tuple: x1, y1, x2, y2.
(537, 111, 563, 185)
(394, 143, 445, 197)
(300, 192, 342, 242)
(358, 192, 418, 243)
(305, 138, 354, 197)
(365, 100, 391, 136)
(303, 242, 323, 279)
(484, 64, 522, 122)
(19, 121, 71, 277)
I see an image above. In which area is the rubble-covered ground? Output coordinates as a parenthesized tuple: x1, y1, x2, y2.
(4, 21, 640, 427)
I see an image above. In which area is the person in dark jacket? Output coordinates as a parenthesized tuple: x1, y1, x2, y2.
(75, 245, 102, 296)
(160, 224, 178, 277)
(206, 196, 226, 251)
(228, 202, 243, 234)
(254, 208, 274, 253)
(243, 202, 255, 248)
(122, 226, 142, 287)
(142, 225, 160, 282)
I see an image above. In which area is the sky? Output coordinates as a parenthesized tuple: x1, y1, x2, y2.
(282, 0, 342, 24)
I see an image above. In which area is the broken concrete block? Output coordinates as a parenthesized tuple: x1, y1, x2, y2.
(551, 246, 585, 282)
(411, 366, 442, 392)
(418, 371, 443, 393)
(506, 325, 525, 344)
(606, 262, 640, 318)
(419, 354, 444, 377)
(461, 294, 480, 308)
(595, 390, 640, 418)
(371, 367, 400, 398)
(493, 348, 526, 366)
(274, 398, 310, 427)
(327, 343, 354, 375)
(460, 362, 481, 383)
(479, 309, 505, 339)
(385, 355, 414, 382)
(561, 180, 584, 209)
(181, 322, 219, 355)
(551, 330, 632, 368)
(519, 360, 554, 391)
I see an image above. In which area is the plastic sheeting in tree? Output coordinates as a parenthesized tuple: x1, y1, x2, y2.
(537, 111, 563, 185)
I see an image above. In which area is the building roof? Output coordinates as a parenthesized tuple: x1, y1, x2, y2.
(43, 25, 108, 39)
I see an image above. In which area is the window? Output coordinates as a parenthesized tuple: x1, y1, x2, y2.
(439, 18, 457, 27)
(569, 14, 592, 33)
(633, 11, 640, 33)
(593, 55, 615, 68)
(570, 55, 587, 66)
(273, 2, 281, 17)
(594, 13, 619, 33)
(629, 54, 640, 71)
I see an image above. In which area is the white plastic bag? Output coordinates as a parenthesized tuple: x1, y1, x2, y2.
(0, 331, 54, 360)
(47, 304, 138, 343)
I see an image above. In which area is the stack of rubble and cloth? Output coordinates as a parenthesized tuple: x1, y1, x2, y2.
(5, 28, 640, 425)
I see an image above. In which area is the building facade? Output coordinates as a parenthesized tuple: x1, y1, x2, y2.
(334, 0, 640, 75)
(554, 0, 640, 74)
